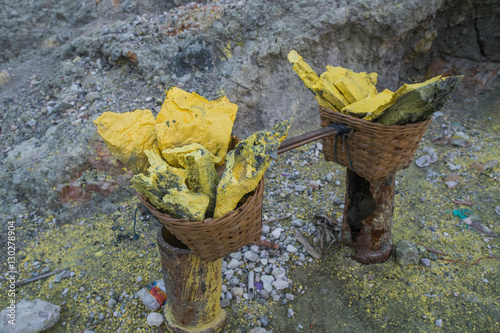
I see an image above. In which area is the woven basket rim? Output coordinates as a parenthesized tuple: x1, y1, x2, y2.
(319, 106, 432, 130)
(136, 177, 265, 227)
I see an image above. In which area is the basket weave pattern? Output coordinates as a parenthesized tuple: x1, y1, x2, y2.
(319, 106, 432, 181)
(138, 178, 264, 262)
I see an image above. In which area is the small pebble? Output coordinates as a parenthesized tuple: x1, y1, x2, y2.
(435, 319, 443, 327)
(147, 312, 164, 327)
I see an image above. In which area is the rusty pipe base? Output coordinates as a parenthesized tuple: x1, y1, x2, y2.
(341, 169, 395, 264)
(157, 226, 226, 333)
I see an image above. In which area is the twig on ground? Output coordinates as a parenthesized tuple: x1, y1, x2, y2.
(15, 268, 68, 287)
(422, 246, 447, 256)
(438, 256, 496, 265)
(77, 325, 96, 333)
(452, 199, 474, 206)
(295, 232, 322, 260)
(262, 214, 292, 224)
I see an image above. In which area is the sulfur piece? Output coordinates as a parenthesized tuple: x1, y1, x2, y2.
(213, 119, 291, 219)
(287, 51, 347, 111)
(93, 109, 157, 173)
(132, 147, 209, 221)
(339, 89, 394, 119)
(162, 143, 216, 168)
(376, 76, 462, 126)
(333, 70, 378, 104)
(162, 144, 219, 217)
(155, 87, 238, 165)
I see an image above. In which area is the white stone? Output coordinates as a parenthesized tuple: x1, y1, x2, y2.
(244, 251, 259, 262)
(272, 279, 289, 291)
(147, 312, 164, 327)
(262, 225, 271, 234)
(231, 287, 244, 297)
(0, 299, 60, 333)
(227, 258, 241, 269)
(271, 228, 282, 239)
(272, 267, 286, 280)
(286, 245, 297, 254)
(260, 275, 275, 293)
(224, 269, 234, 279)
(295, 185, 307, 192)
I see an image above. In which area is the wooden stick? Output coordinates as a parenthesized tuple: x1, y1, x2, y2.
(15, 268, 68, 287)
(278, 126, 339, 154)
(253, 239, 279, 250)
(452, 199, 474, 206)
(423, 246, 447, 256)
(295, 232, 321, 260)
(77, 325, 96, 333)
(262, 214, 291, 224)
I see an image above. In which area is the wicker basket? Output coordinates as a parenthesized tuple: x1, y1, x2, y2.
(319, 106, 432, 181)
(137, 177, 264, 262)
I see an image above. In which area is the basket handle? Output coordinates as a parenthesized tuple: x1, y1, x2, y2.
(278, 123, 352, 155)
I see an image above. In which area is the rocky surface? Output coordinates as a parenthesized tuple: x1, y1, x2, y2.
(0, 299, 61, 333)
(0, 0, 499, 332)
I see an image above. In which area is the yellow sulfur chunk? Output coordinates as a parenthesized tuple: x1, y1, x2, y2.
(287, 50, 320, 91)
(334, 71, 378, 104)
(132, 147, 209, 221)
(287, 51, 347, 111)
(391, 76, 442, 101)
(315, 95, 339, 110)
(162, 144, 219, 217)
(162, 143, 221, 167)
(185, 147, 219, 217)
(376, 75, 462, 125)
(93, 109, 156, 173)
(340, 89, 394, 119)
(322, 65, 350, 84)
(155, 87, 237, 165)
(214, 119, 291, 219)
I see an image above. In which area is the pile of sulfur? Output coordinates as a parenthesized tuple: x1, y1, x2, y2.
(94, 87, 291, 221)
(288, 50, 461, 126)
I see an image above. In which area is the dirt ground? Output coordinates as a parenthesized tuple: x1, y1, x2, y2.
(3, 78, 498, 333)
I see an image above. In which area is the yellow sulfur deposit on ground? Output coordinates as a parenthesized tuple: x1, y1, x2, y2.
(155, 87, 238, 165)
(343, 89, 394, 120)
(213, 119, 291, 219)
(131, 147, 210, 221)
(93, 109, 157, 173)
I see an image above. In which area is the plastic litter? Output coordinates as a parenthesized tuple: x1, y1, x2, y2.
(453, 208, 472, 219)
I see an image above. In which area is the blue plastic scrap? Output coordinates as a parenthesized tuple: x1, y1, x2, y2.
(453, 208, 472, 219)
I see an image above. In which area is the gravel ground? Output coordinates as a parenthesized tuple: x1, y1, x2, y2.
(1, 82, 498, 331)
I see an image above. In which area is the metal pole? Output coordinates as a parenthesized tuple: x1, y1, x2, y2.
(157, 226, 226, 333)
(341, 169, 395, 264)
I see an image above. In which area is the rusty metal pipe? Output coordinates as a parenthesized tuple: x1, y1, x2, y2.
(278, 123, 352, 155)
(157, 226, 226, 333)
(341, 169, 395, 264)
